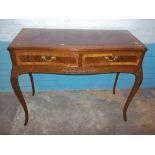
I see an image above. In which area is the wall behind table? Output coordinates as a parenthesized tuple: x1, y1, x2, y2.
(0, 19, 155, 92)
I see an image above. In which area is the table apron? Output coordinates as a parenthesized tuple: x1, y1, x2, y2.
(13, 65, 140, 75)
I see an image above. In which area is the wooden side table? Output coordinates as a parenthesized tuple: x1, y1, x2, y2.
(8, 28, 147, 125)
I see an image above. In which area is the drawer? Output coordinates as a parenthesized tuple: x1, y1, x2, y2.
(15, 51, 79, 67)
(82, 52, 142, 67)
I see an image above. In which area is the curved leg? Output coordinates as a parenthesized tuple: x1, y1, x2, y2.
(113, 73, 120, 94)
(29, 73, 35, 96)
(123, 69, 143, 121)
(11, 68, 29, 126)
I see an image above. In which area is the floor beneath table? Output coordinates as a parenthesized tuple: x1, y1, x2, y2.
(0, 89, 155, 135)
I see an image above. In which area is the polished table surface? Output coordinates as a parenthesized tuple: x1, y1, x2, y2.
(8, 28, 147, 125)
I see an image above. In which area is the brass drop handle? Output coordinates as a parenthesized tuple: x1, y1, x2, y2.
(41, 56, 56, 62)
(104, 56, 118, 62)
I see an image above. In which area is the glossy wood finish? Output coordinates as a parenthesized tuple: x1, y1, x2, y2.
(8, 28, 147, 125)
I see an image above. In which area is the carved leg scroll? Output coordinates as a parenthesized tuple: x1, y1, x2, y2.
(123, 69, 143, 121)
(113, 73, 120, 94)
(11, 68, 29, 126)
(29, 73, 35, 96)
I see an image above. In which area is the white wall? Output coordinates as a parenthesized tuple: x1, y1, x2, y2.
(0, 19, 155, 43)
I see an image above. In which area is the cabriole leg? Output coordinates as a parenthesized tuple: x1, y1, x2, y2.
(113, 73, 120, 94)
(11, 68, 29, 126)
(123, 69, 143, 121)
(29, 73, 35, 96)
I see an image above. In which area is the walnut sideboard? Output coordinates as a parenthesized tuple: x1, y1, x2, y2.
(8, 28, 147, 125)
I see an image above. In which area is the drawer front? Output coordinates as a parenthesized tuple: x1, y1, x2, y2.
(16, 51, 79, 67)
(82, 52, 142, 67)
